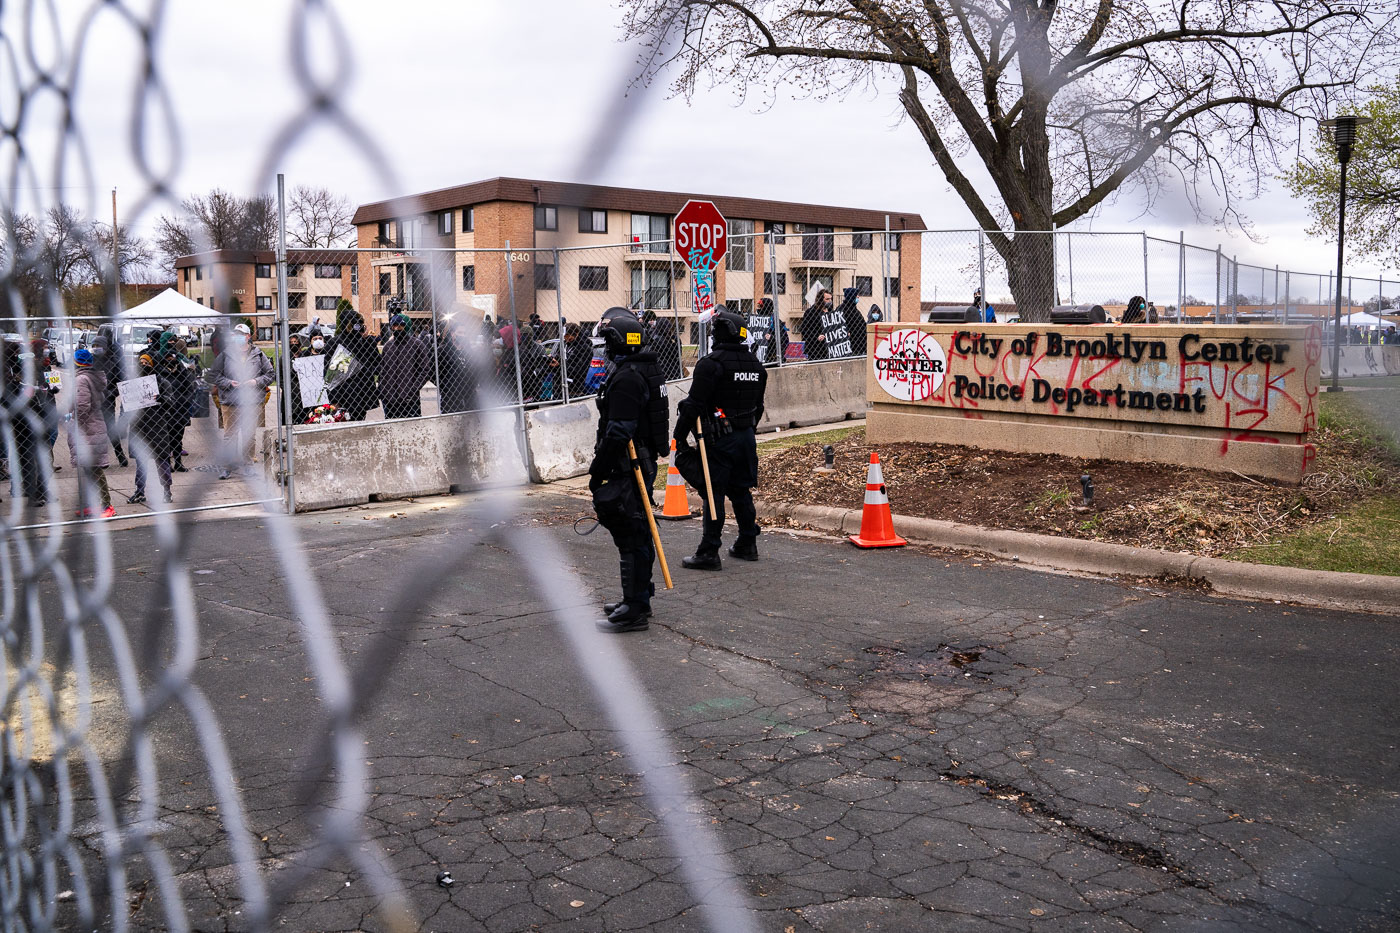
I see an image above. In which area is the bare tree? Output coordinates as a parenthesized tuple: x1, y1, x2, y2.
(287, 185, 354, 248)
(623, 0, 1394, 319)
(81, 223, 157, 285)
(154, 189, 279, 274)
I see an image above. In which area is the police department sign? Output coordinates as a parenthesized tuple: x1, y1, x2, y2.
(872, 328, 947, 401)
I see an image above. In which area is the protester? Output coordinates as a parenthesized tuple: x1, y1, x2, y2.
(287, 328, 325, 424)
(841, 290, 867, 356)
(66, 347, 115, 518)
(644, 310, 683, 381)
(31, 337, 60, 470)
(378, 313, 431, 418)
(322, 307, 381, 421)
(800, 289, 833, 360)
(169, 337, 199, 472)
(129, 335, 182, 504)
(92, 326, 129, 466)
(206, 323, 275, 480)
(547, 321, 594, 400)
(975, 288, 996, 323)
(436, 317, 481, 414)
(2, 339, 48, 508)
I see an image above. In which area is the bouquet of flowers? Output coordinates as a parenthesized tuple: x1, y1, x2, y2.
(304, 404, 349, 425)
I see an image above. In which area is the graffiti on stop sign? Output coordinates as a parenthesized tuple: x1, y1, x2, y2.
(674, 200, 727, 319)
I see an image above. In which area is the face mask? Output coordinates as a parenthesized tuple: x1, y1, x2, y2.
(312, 338, 325, 350)
(353, 323, 364, 334)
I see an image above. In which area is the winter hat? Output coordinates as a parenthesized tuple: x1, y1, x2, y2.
(390, 314, 411, 329)
(73, 347, 93, 367)
(234, 322, 251, 335)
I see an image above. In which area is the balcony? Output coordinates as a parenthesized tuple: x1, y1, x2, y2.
(788, 245, 856, 270)
(285, 276, 307, 291)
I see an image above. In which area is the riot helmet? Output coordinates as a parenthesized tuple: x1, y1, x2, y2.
(711, 310, 746, 345)
(597, 311, 646, 360)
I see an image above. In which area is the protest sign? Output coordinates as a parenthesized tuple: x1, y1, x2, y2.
(294, 355, 328, 408)
(117, 374, 159, 411)
(821, 309, 853, 358)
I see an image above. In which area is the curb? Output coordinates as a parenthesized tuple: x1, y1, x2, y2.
(753, 500, 1400, 616)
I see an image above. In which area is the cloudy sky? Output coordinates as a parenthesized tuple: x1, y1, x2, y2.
(5, 0, 1380, 289)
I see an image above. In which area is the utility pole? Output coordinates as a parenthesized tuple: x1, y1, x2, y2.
(111, 188, 119, 285)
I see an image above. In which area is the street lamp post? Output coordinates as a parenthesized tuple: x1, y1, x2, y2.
(1321, 114, 1372, 392)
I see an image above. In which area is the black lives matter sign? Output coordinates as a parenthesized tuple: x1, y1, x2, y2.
(821, 309, 853, 358)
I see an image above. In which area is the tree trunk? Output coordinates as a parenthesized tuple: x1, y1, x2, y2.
(1004, 231, 1055, 323)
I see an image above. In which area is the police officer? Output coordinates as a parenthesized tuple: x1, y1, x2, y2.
(675, 310, 767, 570)
(589, 308, 669, 633)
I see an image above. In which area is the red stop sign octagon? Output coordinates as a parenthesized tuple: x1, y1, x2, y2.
(673, 200, 727, 269)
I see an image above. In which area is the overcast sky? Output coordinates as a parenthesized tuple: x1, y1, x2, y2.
(5, 0, 1385, 289)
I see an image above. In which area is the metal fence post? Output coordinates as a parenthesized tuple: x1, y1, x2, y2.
(554, 247, 569, 403)
(505, 242, 526, 406)
(979, 229, 988, 313)
(1214, 245, 1221, 323)
(1141, 232, 1149, 303)
(1284, 271, 1291, 323)
(770, 227, 784, 364)
(1068, 231, 1076, 305)
(431, 253, 442, 412)
(275, 173, 296, 514)
(881, 215, 891, 319)
(1176, 231, 1184, 322)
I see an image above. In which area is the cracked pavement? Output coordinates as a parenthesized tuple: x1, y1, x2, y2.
(52, 491, 1400, 931)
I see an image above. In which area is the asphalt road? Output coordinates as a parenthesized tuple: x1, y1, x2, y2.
(54, 490, 1400, 931)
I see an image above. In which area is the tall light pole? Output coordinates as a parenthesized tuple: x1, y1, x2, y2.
(1321, 114, 1371, 392)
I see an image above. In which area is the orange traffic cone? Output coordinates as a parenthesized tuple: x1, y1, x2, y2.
(659, 439, 694, 520)
(848, 452, 907, 548)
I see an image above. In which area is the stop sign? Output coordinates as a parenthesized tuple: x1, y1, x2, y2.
(673, 200, 727, 269)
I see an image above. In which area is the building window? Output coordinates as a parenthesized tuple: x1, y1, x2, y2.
(462, 207, 474, 232)
(534, 263, 558, 290)
(768, 222, 785, 244)
(631, 267, 671, 309)
(257, 327, 273, 342)
(724, 299, 754, 315)
(315, 295, 339, 311)
(377, 221, 390, 245)
(630, 213, 669, 253)
(799, 224, 835, 262)
(887, 233, 900, 251)
(350, 264, 358, 296)
(314, 264, 341, 278)
(763, 272, 787, 295)
(288, 293, 305, 309)
(534, 205, 558, 231)
(855, 276, 873, 297)
(287, 263, 303, 276)
(886, 277, 900, 297)
(852, 232, 873, 250)
(437, 211, 452, 236)
(195, 297, 203, 306)
(194, 266, 203, 281)
(208, 297, 216, 310)
(255, 263, 272, 278)
(255, 295, 273, 310)
(579, 265, 609, 291)
(727, 219, 754, 272)
(182, 268, 190, 283)
(462, 265, 476, 291)
(379, 272, 392, 295)
(578, 208, 607, 234)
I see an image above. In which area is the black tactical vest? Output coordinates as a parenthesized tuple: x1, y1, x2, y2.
(706, 344, 765, 428)
(629, 352, 670, 455)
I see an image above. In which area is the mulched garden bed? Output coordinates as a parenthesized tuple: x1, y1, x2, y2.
(759, 423, 1398, 559)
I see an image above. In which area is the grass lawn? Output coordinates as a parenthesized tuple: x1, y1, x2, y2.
(1231, 495, 1400, 576)
(755, 425, 864, 455)
(1338, 374, 1400, 389)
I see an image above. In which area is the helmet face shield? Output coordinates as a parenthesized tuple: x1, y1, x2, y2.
(710, 310, 746, 346)
(598, 313, 646, 360)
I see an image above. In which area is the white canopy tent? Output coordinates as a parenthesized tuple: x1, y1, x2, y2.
(1339, 311, 1386, 328)
(117, 288, 225, 323)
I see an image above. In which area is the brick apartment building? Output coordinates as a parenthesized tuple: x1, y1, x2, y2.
(175, 250, 355, 340)
(349, 177, 926, 337)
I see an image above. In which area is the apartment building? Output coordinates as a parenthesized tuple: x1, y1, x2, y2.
(349, 177, 926, 336)
(175, 249, 356, 339)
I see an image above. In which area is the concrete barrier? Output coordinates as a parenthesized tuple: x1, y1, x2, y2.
(1386, 346, 1400, 375)
(270, 409, 528, 511)
(272, 357, 872, 506)
(1322, 345, 1390, 378)
(758, 358, 867, 431)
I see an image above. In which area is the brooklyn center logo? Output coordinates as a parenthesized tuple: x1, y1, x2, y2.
(873, 328, 947, 401)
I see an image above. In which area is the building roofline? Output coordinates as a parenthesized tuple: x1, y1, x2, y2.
(350, 176, 925, 231)
(173, 248, 350, 268)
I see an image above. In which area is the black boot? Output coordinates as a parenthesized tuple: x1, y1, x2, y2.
(597, 553, 651, 633)
(682, 551, 722, 571)
(728, 538, 759, 561)
(114, 442, 128, 468)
